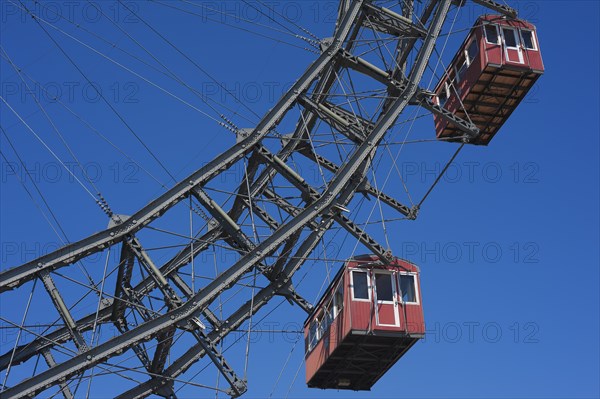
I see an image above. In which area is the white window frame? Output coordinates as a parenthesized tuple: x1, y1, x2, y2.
(322, 304, 333, 332)
(315, 316, 323, 341)
(465, 39, 479, 66)
(520, 29, 538, 51)
(501, 26, 524, 63)
(483, 23, 500, 45)
(332, 282, 344, 318)
(454, 59, 468, 83)
(437, 81, 450, 107)
(501, 26, 520, 49)
(308, 319, 319, 351)
(350, 269, 371, 302)
(398, 272, 420, 305)
(373, 270, 400, 327)
(373, 271, 396, 304)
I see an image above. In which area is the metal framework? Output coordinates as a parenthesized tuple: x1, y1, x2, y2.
(0, 1, 517, 398)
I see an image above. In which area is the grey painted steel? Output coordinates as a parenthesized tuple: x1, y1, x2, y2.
(0, 2, 367, 397)
(117, 1, 452, 397)
(39, 269, 89, 352)
(41, 349, 75, 399)
(363, 2, 427, 37)
(470, 0, 517, 18)
(419, 96, 480, 137)
(0, 2, 359, 293)
(0, 0, 493, 397)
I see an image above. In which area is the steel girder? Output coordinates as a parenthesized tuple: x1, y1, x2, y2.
(0, 1, 518, 397)
(0, 0, 359, 293)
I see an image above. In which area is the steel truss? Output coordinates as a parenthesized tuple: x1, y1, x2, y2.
(0, 1, 517, 397)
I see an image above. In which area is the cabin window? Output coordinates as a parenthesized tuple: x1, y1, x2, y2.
(333, 283, 344, 317)
(351, 270, 370, 300)
(438, 82, 449, 107)
(322, 305, 333, 333)
(374, 273, 394, 302)
(484, 24, 499, 45)
(317, 317, 324, 339)
(438, 90, 447, 107)
(521, 29, 537, 50)
(502, 27, 518, 48)
(308, 319, 319, 350)
(399, 274, 417, 304)
(466, 40, 479, 65)
(455, 56, 468, 83)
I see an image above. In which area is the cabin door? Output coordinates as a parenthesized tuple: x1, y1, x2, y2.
(373, 271, 400, 327)
(501, 26, 524, 64)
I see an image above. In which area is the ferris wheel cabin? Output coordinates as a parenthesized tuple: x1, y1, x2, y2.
(304, 255, 425, 390)
(434, 15, 544, 145)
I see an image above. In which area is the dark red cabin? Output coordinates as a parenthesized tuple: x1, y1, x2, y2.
(304, 255, 425, 390)
(434, 15, 544, 145)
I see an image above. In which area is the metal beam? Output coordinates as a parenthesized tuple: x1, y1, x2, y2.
(296, 146, 413, 217)
(113, 2, 452, 396)
(0, 4, 372, 395)
(119, 243, 244, 398)
(469, 0, 517, 18)
(191, 327, 247, 398)
(41, 349, 74, 399)
(333, 213, 394, 263)
(257, 146, 396, 263)
(150, 328, 176, 375)
(39, 270, 89, 352)
(1, 1, 460, 396)
(192, 186, 313, 312)
(395, 0, 438, 71)
(296, 96, 371, 143)
(362, 2, 427, 37)
(419, 95, 480, 137)
(0, 5, 360, 293)
(0, 227, 221, 371)
(112, 243, 135, 322)
(116, 150, 379, 398)
(254, 145, 320, 202)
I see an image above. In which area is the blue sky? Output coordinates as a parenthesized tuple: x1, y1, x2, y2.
(0, 1, 598, 398)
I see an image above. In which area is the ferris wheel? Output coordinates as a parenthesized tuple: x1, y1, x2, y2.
(0, 0, 543, 397)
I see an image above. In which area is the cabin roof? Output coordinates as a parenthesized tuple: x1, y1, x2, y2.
(479, 14, 537, 29)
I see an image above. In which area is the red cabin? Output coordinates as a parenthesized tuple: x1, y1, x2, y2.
(434, 15, 544, 145)
(304, 255, 425, 390)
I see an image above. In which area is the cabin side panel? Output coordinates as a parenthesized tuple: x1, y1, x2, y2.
(434, 26, 487, 138)
(403, 272, 426, 335)
(395, 262, 425, 335)
(305, 271, 351, 385)
(348, 267, 374, 332)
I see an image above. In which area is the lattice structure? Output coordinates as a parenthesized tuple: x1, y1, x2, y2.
(0, 1, 517, 397)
